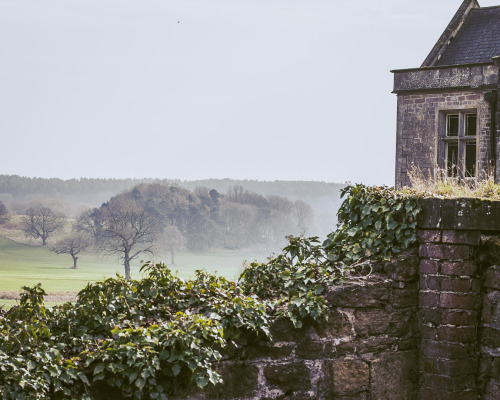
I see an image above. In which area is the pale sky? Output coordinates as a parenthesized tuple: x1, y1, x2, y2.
(2, 0, 499, 185)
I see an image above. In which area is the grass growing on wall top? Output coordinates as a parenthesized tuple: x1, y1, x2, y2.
(408, 165, 500, 199)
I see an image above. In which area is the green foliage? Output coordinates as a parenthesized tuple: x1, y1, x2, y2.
(323, 184, 420, 265)
(239, 236, 339, 328)
(0, 264, 270, 399)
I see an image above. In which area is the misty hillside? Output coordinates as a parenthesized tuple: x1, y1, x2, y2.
(0, 175, 346, 237)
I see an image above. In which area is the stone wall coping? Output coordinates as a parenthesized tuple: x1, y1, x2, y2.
(417, 197, 500, 232)
(392, 64, 498, 93)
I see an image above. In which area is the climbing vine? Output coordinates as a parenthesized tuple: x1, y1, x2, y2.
(323, 184, 420, 264)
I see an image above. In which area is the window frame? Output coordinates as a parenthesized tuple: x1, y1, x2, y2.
(438, 109, 478, 179)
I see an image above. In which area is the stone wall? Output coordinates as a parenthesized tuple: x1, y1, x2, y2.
(393, 65, 498, 93)
(173, 253, 420, 400)
(394, 89, 492, 188)
(479, 261, 500, 400)
(392, 63, 498, 188)
(418, 198, 500, 399)
(172, 198, 500, 400)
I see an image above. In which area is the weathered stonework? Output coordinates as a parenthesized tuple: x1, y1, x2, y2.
(392, 0, 500, 188)
(170, 198, 500, 400)
(417, 198, 500, 399)
(172, 255, 420, 400)
(393, 85, 493, 188)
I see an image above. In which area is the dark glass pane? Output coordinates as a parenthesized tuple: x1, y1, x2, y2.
(447, 142, 458, 177)
(465, 114, 477, 136)
(465, 142, 476, 177)
(447, 114, 459, 136)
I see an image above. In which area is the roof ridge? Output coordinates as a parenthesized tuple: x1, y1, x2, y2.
(473, 5, 500, 10)
(421, 0, 479, 67)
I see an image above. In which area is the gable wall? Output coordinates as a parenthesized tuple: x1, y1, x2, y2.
(395, 89, 491, 187)
(393, 64, 498, 188)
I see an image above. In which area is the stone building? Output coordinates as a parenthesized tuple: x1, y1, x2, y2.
(393, 0, 500, 187)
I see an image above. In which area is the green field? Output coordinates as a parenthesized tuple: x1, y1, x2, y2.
(0, 235, 269, 307)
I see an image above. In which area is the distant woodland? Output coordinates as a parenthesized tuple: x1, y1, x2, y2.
(0, 175, 344, 233)
(0, 175, 345, 260)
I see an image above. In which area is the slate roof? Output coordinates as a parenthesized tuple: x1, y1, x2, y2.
(436, 6, 500, 66)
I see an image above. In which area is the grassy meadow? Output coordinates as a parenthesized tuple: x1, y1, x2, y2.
(0, 234, 269, 309)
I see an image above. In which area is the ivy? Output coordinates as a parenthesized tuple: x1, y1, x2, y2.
(239, 236, 337, 328)
(0, 264, 270, 400)
(323, 184, 420, 265)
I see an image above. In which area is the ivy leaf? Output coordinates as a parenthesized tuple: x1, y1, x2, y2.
(77, 372, 90, 386)
(172, 364, 181, 377)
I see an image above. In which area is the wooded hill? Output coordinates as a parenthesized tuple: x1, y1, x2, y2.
(0, 175, 345, 239)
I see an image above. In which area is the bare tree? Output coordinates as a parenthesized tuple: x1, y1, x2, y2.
(22, 205, 65, 246)
(98, 199, 160, 279)
(162, 225, 185, 265)
(293, 200, 314, 235)
(267, 195, 294, 216)
(0, 201, 9, 224)
(51, 233, 91, 269)
(74, 208, 103, 244)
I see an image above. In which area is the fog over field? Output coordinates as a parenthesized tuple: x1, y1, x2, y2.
(0, 176, 345, 290)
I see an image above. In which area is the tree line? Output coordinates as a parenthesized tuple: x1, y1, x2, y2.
(0, 183, 314, 278)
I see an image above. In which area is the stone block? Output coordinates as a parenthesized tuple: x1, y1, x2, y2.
(440, 309, 477, 326)
(417, 198, 442, 229)
(419, 324, 438, 340)
(420, 275, 440, 291)
(419, 244, 470, 261)
(441, 277, 478, 293)
(442, 230, 481, 245)
(370, 351, 418, 400)
(264, 362, 311, 392)
(485, 267, 500, 290)
(382, 251, 419, 281)
(335, 336, 399, 355)
(419, 291, 439, 308)
(421, 373, 475, 391)
(436, 358, 478, 376)
(245, 343, 294, 360)
(481, 291, 500, 328)
(420, 259, 439, 274)
(295, 341, 324, 360)
(479, 355, 500, 380)
(439, 198, 500, 232)
(440, 293, 478, 310)
(316, 308, 353, 338)
(418, 389, 478, 400)
(438, 325, 476, 342)
(441, 261, 477, 276)
(354, 309, 410, 337)
(204, 363, 260, 399)
(326, 281, 390, 308)
(420, 355, 438, 374)
(485, 378, 500, 400)
(480, 326, 500, 348)
(269, 317, 298, 342)
(420, 357, 477, 376)
(419, 308, 440, 325)
(326, 358, 370, 395)
(421, 340, 471, 359)
(391, 286, 418, 308)
(418, 229, 442, 243)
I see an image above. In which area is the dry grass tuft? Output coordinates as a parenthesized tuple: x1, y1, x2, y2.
(407, 165, 500, 200)
(0, 290, 77, 303)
